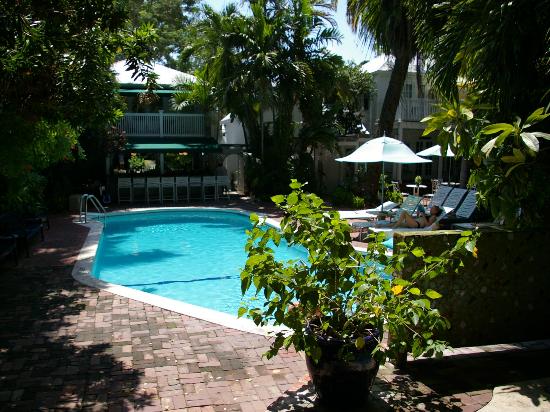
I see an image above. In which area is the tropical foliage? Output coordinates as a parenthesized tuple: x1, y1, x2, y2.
(0, 0, 156, 210)
(184, 0, 372, 196)
(408, 0, 550, 118)
(240, 181, 478, 363)
(127, 0, 200, 71)
(345, 0, 421, 137)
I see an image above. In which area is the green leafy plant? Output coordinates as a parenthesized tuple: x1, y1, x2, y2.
(239, 180, 477, 363)
(128, 153, 145, 173)
(414, 175, 422, 186)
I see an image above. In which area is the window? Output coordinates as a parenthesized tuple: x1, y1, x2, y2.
(403, 84, 413, 99)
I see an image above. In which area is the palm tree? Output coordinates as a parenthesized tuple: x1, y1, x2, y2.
(344, 0, 418, 137)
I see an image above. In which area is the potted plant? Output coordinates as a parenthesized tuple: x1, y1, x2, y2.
(239, 180, 477, 408)
(128, 153, 145, 174)
(415, 175, 423, 186)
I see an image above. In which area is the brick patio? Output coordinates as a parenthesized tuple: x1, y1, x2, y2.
(1, 209, 549, 411)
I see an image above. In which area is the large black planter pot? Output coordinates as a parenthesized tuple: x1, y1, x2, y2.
(305, 331, 380, 409)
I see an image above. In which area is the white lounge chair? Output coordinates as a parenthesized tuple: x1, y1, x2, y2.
(146, 177, 161, 204)
(369, 207, 453, 240)
(117, 177, 132, 203)
(339, 201, 398, 220)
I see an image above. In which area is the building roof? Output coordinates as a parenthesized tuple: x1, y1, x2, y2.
(363, 55, 421, 73)
(112, 60, 196, 86)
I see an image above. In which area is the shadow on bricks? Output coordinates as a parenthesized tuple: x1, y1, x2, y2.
(0, 266, 155, 410)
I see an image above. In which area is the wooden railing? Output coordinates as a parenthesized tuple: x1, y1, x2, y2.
(117, 112, 206, 138)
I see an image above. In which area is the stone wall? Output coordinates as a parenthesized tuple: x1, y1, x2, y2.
(394, 228, 550, 347)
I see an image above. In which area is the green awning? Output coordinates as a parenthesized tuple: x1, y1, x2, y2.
(117, 89, 176, 94)
(126, 138, 220, 153)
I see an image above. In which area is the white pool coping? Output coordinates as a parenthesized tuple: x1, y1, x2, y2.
(72, 206, 367, 336)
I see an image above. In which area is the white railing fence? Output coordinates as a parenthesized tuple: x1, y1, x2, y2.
(117, 112, 206, 137)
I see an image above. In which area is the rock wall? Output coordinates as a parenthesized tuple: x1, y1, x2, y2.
(394, 228, 550, 347)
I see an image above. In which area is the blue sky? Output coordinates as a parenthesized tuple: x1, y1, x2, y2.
(200, 0, 375, 64)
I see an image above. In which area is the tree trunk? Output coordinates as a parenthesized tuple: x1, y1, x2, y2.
(376, 53, 412, 137)
(459, 158, 470, 188)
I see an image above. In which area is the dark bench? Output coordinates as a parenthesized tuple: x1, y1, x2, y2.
(0, 213, 44, 257)
(0, 235, 18, 265)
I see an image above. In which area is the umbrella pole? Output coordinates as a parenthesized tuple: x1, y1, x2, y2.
(381, 162, 385, 211)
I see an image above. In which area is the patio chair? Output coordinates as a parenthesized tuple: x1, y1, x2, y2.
(424, 179, 441, 204)
(0, 213, 44, 257)
(0, 235, 18, 265)
(175, 176, 189, 203)
(440, 187, 467, 212)
(216, 175, 231, 200)
(117, 177, 132, 203)
(339, 201, 398, 220)
(439, 190, 478, 227)
(188, 176, 203, 201)
(161, 177, 175, 204)
(428, 185, 453, 208)
(202, 176, 216, 201)
(146, 177, 161, 204)
(392, 195, 423, 220)
(132, 177, 146, 203)
(369, 207, 452, 240)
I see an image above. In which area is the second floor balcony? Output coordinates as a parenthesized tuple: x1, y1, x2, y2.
(366, 97, 439, 128)
(117, 112, 207, 138)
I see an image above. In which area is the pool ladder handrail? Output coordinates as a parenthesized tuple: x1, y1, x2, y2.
(79, 194, 107, 224)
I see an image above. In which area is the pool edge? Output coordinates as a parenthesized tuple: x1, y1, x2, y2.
(71, 208, 281, 336)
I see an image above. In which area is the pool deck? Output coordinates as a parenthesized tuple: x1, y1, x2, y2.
(1, 200, 550, 411)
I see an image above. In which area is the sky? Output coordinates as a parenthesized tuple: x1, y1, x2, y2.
(200, 0, 375, 64)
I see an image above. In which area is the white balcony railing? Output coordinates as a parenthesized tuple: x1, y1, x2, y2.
(398, 98, 439, 121)
(117, 112, 206, 138)
(366, 97, 439, 128)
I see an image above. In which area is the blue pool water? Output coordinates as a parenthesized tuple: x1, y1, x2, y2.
(92, 209, 308, 315)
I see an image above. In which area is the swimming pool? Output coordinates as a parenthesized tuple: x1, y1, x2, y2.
(92, 209, 308, 316)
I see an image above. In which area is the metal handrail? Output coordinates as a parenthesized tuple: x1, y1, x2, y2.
(79, 194, 107, 224)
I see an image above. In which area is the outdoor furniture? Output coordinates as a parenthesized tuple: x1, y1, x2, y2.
(216, 175, 231, 200)
(175, 176, 189, 203)
(0, 235, 18, 265)
(439, 190, 478, 227)
(132, 177, 146, 202)
(161, 177, 175, 204)
(406, 184, 427, 196)
(424, 179, 441, 203)
(202, 176, 216, 201)
(369, 207, 452, 240)
(336, 134, 431, 208)
(188, 177, 203, 201)
(146, 177, 161, 204)
(339, 201, 398, 220)
(440, 187, 467, 211)
(117, 177, 132, 203)
(393, 195, 423, 220)
(428, 185, 453, 208)
(0, 213, 44, 257)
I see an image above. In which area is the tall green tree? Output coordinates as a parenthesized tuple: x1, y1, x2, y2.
(408, 0, 550, 119)
(127, 0, 200, 71)
(188, 0, 346, 195)
(345, 0, 419, 137)
(0, 0, 156, 211)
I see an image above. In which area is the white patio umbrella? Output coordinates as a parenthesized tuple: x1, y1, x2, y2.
(336, 134, 431, 211)
(416, 144, 454, 182)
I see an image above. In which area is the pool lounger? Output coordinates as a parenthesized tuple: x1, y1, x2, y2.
(369, 207, 453, 240)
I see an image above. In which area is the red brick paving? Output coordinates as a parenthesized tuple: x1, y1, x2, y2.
(1, 204, 548, 410)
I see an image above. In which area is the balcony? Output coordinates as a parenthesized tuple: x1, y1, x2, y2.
(366, 97, 439, 128)
(398, 98, 439, 122)
(116, 112, 206, 138)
